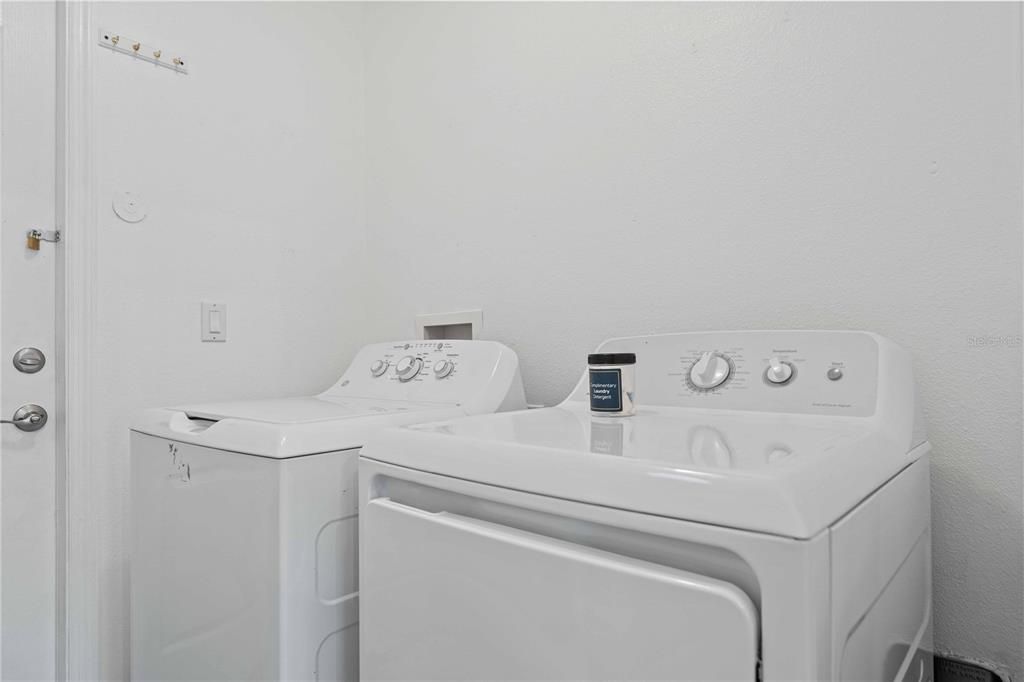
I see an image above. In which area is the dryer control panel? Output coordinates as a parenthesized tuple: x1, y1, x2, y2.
(569, 331, 896, 417)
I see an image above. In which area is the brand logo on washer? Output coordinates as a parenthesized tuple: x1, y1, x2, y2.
(168, 443, 190, 483)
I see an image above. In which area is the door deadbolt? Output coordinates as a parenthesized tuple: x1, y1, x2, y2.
(13, 347, 45, 374)
(1, 404, 48, 432)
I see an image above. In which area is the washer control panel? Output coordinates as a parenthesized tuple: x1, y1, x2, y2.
(574, 331, 882, 416)
(319, 340, 523, 409)
(367, 342, 463, 383)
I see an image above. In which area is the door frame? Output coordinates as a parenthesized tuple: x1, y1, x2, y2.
(1, 2, 5, 673)
(57, 1, 99, 679)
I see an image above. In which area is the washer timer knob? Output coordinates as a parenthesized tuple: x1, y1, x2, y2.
(765, 357, 794, 385)
(394, 355, 423, 382)
(370, 359, 389, 377)
(433, 359, 455, 378)
(689, 352, 731, 390)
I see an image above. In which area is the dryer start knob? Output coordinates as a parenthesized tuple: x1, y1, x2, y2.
(765, 357, 794, 385)
(689, 352, 731, 390)
(395, 355, 423, 382)
(370, 359, 389, 377)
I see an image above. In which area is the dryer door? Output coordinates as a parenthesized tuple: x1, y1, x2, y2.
(361, 497, 760, 681)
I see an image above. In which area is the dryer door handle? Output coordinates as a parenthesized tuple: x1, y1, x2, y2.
(369, 497, 736, 590)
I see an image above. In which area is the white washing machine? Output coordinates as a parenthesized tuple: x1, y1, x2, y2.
(359, 331, 932, 681)
(130, 340, 525, 681)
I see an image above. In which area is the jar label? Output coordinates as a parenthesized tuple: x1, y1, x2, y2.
(589, 368, 623, 412)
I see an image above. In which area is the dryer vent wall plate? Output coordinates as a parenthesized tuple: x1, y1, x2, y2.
(113, 190, 147, 223)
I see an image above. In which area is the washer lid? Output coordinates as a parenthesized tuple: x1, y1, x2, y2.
(360, 403, 930, 539)
(132, 396, 462, 459)
(180, 396, 447, 424)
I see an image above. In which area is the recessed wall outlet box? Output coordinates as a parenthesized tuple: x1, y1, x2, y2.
(201, 302, 227, 342)
(416, 310, 482, 340)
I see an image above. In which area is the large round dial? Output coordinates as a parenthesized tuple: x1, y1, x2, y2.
(689, 351, 731, 390)
(394, 355, 423, 382)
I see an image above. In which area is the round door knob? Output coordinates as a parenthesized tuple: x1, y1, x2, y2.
(689, 352, 731, 390)
(765, 357, 794, 385)
(433, 359, 454, 378)
(370, 359, 389, 377)
(394, 355, 423, 382)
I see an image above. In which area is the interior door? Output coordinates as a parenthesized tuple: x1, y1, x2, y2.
(361, 497, 760, 681)
(1, 2, 59, 679)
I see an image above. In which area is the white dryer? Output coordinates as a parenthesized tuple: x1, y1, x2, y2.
(359, 331, 932, 681)
(130, 340, 525, 682)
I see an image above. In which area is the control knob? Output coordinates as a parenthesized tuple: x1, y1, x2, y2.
(394, 355, 423, 382)
(433, 359, 454, 378)
(765, 357, 794, 385)
(370, 359, 389, 377)
(689, 352, 731, 390)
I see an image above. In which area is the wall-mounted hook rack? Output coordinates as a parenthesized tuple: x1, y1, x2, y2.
(98, 29, 188, 74)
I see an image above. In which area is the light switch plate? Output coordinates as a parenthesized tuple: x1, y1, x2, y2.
(201, 302, 227, 342)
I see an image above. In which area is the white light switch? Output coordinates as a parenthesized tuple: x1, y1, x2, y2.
(209, 310, 222, 333)
(201, 302, 227, 342)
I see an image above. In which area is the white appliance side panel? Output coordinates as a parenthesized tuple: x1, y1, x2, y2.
(830, 457, 933, 682)
(130, 433, 281, 681)
(361, 498, 759, 681)
(279, 449, 360, 682)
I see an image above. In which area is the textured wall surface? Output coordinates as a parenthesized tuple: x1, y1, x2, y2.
(81, 2, 1022, 678)
(360, 3, 1024, 677)
(89, 3, 367, 677)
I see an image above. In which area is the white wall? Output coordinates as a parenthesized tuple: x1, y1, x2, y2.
(88, 3, 366, 676)
(81, 2, 1023, 678)
(360, 3, 1024, 678)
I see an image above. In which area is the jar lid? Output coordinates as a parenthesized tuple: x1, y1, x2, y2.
(588, 352, 636, 365)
